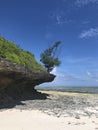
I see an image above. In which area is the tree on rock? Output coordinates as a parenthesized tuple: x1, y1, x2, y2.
(40, 41, 61, 73)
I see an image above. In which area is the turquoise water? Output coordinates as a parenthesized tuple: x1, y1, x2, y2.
(36, 86, 98, 94)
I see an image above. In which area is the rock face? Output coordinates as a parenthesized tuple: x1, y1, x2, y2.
(0, 58, 55, 97)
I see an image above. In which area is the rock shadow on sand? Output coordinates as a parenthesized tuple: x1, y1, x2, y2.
(0, 89, 49, 109)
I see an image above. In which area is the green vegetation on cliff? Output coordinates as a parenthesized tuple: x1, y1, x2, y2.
(0, 36, 46, 72)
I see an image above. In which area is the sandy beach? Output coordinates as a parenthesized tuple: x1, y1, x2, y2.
(0, 109, 98, 130)
(0, 90, 98, 130)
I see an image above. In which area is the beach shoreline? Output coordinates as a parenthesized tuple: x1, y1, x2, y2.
(0, 90, 98, 130)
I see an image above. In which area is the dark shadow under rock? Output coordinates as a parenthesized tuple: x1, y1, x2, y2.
(0, 89, 49, 109)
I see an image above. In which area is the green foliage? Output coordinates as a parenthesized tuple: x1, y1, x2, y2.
(40, 41, 61, 72)
(0, 36, 45, 72)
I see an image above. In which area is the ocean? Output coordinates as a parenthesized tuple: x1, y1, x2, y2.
(36, 86, 98, 94)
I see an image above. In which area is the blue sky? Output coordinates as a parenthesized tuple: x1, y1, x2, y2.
(0, 0, 98, 86)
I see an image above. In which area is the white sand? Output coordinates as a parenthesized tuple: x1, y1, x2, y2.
(0, 109, 98, 130)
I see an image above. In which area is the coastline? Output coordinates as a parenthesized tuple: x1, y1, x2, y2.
(0, 90, 98, 130)
(38, 89, 98, 96)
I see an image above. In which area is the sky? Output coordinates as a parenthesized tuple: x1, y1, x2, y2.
(0, 0, 98, 87)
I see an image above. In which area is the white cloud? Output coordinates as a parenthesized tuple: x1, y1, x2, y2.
(50, 10, 73, 26)
(86, 70, 95, 78)
(55, 14, 73, 25)
(56, 14, 62, 25)
(75, 0, 98, 7)
(51, 67, 82, 81)
(63, 74, 82, 81)
(95, 79, 98, 82)
(65, 56, 94, 64)
(82, 20, 91, 25)
(79, 28, 98, 39)
(86, 70, 98, 79)
(48, 58, 98, 86)
(51, 67, 65, 77)
(50, 67, 57, 75)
